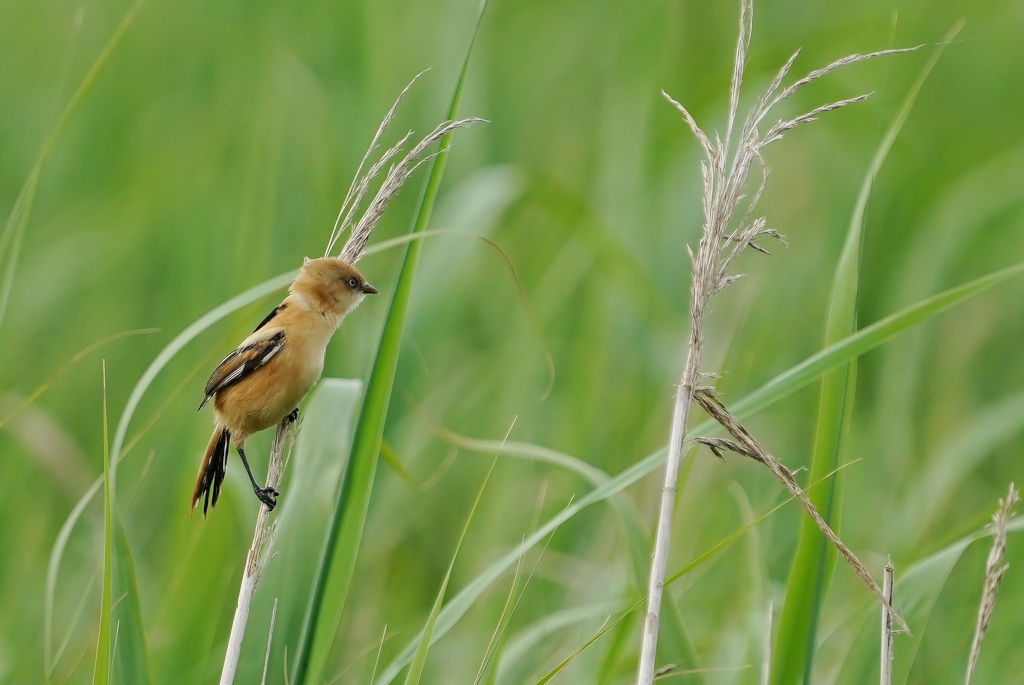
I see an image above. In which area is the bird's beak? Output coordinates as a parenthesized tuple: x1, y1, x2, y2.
(362, 282, 379, 295)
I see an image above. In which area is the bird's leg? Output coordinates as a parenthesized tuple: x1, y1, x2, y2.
(236, 446, 279, 510)
(285, 407, 299, 425)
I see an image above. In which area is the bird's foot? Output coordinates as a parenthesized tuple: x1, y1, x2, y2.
(285, 407, 299, 425)
(256, 486, 280, 510)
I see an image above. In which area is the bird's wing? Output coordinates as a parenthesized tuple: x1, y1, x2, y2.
(198, 328, 285, 411)
(252, 303, 287, 334)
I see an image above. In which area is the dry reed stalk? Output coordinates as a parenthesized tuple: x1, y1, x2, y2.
(220, 419, 296, 685)
(880, 562, 894, 685)
(964, 483, 1019, 685)
(636, 1, 917, 679)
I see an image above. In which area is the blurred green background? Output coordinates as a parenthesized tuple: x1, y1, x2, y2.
(2, 0, 1024, 683)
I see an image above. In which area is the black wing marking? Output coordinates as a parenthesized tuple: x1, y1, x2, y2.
(253, 303, 287, 334)
(197, 330, 285, 411)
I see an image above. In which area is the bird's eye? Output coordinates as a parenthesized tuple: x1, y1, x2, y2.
(348, 277, 359, 288)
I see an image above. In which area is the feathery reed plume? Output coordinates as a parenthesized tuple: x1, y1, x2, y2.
(636, 0, 917, 681)
(965, 483, 1019, 685)
(881, 562, 895, 685)
(220, 419, 297, 685)
(324, 72, 485, 262)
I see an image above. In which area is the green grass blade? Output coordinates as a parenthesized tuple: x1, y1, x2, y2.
(292, 3, 489, 682)
(92, 362, 112, 685)
(495, 603, 623, 684)
(772, 31, 960, 684)
(110, 522, 151, 685)
(0, 0, 146, 334)
(404, 455, 498, 685)
(533, 600, 645, 685)
(373, 258, 1024, 685)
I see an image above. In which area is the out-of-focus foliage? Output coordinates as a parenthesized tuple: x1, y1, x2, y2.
(2, 0, 1023, 683)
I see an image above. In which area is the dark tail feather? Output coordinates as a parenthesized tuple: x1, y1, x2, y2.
(191, 426, 230, 517)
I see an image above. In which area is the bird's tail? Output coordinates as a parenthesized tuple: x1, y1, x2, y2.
(191, 425, 231, 517)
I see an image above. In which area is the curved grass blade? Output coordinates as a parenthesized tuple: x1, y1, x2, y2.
(91, 362, 112, 685)
(0, 0, 147, 333)
(291, 2, 490, 682)
(110, 522, 151, 685)
(373, 256, 1024, 684)
(771, 25, 959, 685)
(495, 603, 623, 684)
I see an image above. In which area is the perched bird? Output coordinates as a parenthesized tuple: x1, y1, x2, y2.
(192, 257, 378, 515)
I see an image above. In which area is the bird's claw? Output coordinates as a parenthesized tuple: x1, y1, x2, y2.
(285, 408, 299, 424)
(256, 486, 279, 510)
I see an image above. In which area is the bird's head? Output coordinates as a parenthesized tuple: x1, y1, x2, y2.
(290, 257, 378, 318)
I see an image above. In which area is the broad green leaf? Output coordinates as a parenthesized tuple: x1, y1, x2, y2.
(110, 523, 152, 685)
(291, 2, 490, 682)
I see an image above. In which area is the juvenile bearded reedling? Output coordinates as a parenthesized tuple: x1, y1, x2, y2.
(192, 257, 378, 516)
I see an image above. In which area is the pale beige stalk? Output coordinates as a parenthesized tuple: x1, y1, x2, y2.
(219, 420, 295, 685)
(880, 562, 894, 685)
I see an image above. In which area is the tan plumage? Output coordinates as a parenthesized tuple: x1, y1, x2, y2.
(191, 257, 378, 515)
